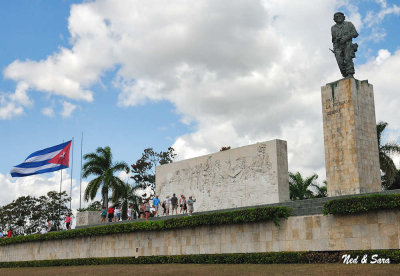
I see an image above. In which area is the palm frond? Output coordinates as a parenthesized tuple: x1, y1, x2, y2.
(377, 121, 388, 147)
(112, 162, 130, 173)
(381, 143, 400, 155)
(84, 176, 102, 201)
(380, 153, 397, 188)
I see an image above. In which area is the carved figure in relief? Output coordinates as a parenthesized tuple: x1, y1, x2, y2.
(250, 144, 271, 175)
(229, 158, 245, 179)
(331, 12, 358, 78)
(213, 160, 224, 185)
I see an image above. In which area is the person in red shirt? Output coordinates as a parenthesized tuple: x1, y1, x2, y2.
(7, 229, 12, 238)
(108, 206, 115, 222)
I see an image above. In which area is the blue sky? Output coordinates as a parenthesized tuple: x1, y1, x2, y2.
(0, 1, 190, 174)
(1, 0, 400, 209)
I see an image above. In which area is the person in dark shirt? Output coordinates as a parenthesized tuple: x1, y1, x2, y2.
(171, 193, 178, 215)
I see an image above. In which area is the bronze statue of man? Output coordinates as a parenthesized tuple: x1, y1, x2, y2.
(331, 12, 358, 78)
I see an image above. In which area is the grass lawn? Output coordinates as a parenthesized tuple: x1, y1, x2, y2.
(1, 264, 400, 276)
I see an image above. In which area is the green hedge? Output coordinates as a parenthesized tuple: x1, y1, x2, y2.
(323, 193, 400, 215)
(0, 206, 291, 247)
(0, 250, 398, 267)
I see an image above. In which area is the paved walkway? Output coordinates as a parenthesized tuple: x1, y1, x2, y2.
(76, 188, 400, 229)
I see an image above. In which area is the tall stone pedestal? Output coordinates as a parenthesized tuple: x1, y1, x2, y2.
(321, 78, 381, 196)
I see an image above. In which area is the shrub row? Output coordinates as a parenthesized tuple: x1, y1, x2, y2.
(323, 193, 400, 215)
(0, 206, 291, 247)
(0, 250, 398, 267)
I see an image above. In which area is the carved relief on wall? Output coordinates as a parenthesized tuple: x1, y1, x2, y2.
(157, 142, 279, 211)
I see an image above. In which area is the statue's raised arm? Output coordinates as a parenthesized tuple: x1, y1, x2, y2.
(331, 12, 358, 78)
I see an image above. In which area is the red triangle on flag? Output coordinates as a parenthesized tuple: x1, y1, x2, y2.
(49, 141, 71, 167)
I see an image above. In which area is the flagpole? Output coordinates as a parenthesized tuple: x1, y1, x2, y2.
(79, 132, 83, 209)
(60, 165, 63, 194)
(70, 137, 74, 210)
(59, 140, 64, 230)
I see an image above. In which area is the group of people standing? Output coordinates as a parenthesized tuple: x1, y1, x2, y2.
(134, 193, 196, 219)
(101, 193, 197, 223)
(102, 206, 123, 223)
(0, 229, 13, 238)
(161, 194, 196, 216)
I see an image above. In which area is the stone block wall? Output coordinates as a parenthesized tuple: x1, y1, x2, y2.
(321, 78, 381, 196)
(156, 139, 289, 212)
(76, 211, 102, 227)
(1, 210, 400, 262)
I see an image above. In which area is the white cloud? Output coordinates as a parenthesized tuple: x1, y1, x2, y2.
(374, 49, 391, 65)
(376, 0, 387, 9)
(42, 107, 55, 117)
(0, 171, 91, 210)
(0, 100, 24, 119)
(61, 101, 77, 117)
(2, 0, 400, 178)
(358, 49, 400, 130)
(364, 3, 400, 27)
(0, 82, 32, 119)
(4, 56, 94, 102)
(359, 2, 400, 45)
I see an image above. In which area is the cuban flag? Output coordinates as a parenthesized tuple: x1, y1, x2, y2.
(10, 140, 72, 177)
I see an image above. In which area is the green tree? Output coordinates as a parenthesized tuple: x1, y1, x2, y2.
(0, 191, 70, 235)
(40, 191, 71, 231)
(377, 121, 400, 189)
(289, 172, 319, 200)
(77, 200, 102, 212)
(83, 146, 129, 209)
(130, 147, 176, 199)
(0, 196, 39, 235)
(390, 169, 400, 190)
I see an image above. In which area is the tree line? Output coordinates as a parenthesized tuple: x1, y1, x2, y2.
(0, 191, 70, 235)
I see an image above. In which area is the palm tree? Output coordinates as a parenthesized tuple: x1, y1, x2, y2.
(313, 180, 328, 198)
(377, 122, 400, 189)
(391, 169, 400, 190)
(115, 182, 142, 220)
(83, 146, 129, 209)
(289, 172, 318, 200)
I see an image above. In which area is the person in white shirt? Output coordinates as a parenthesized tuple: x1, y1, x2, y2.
(165, 196, 171, 216)
(187, 196, 196, 216)
(114, 206, 122, 222)
(127, 205, 133, 220)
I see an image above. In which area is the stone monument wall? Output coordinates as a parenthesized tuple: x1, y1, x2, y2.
(155, 139, 289, 212)
(321, 78, 381, 196)
(1, 209, 399, 262)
